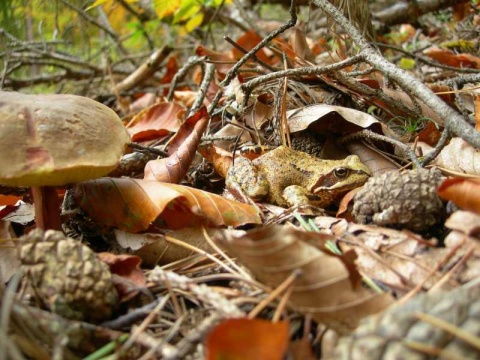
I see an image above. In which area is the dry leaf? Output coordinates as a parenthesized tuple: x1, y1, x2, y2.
(98, 252, 146, 302)
(126, 101, 184, 142)
(219, 226, 394, 334)
(74, 177, 262, 233)
(435, 137, 480, 175)
(144, 107, 209, 183)
(438, 177, 480, 214)
(205, 318, 289, 360)
(424, 47, 480, 69)
(114, 227, 218, 267)
(287, 104, 382, 135)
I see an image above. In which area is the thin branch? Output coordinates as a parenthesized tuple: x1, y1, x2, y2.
(313, 0, 480, 148)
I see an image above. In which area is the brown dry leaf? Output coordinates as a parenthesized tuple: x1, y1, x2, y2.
(195, 45, 234, 79)
(0, 220, 20, 283)
(197, 144, 232, 179)
(438, 177, 480, 214)
(417, 121, 442, 146)
(113, 227, 218, 267)
(205, 318, 289, 360)
(74, 177, 262, 233)
(476, 95, 480, 131)
(444, 211, 480, 283)
(126, 101, 185, 142)
(434, 137, 480, 175)
(219, 226, 394, 334)
(424, 47, 480, 69)
(144, 107, 209, 183)
(158, 56, 179, 96)
(290, 24, 315, 62)
(342, 223, 451, 292)
(232, 31, 273, 64)
(286, 104, 382, 135)
(98, 252, 146, 302)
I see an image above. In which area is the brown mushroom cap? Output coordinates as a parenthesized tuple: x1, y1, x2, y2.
(0, 91, 130, 187)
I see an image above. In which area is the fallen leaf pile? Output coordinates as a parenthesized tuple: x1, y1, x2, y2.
(1, 0, 480, 359)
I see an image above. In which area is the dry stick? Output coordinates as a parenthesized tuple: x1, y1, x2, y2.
(208, 0, 298, 114)
(248, 269, 301, 319)
(376, 42, 480, 74)
(313, 0, 480, 149)
(420, 127, 451, 166)
(166, 56, 206, 101)
(240, 54, 364, 109)
(115, 46, 172, 93)
(223, 35, 277, 72)
(189, 63, 215, 117)
(341, 129, 422, 167)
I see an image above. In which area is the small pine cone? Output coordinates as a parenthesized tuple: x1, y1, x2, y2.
(291, 132, 325, 157)
(352, 168, 445, 232)
(18, 229, 118, 322)
(333, 279, 480, 359)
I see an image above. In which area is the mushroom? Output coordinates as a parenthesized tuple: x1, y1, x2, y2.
(0, 91, 130, 230)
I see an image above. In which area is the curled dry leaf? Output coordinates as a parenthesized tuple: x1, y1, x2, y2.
(144, 107, 209, 183)
(286, 104, 382, 135)
(114, 227, 218, 267)
(126, 101, 184, 142)
(438, 177, 480, 214)
(74, 177, 261, 233)
(218, 226, 394, 334)
(434, 137, 480, 175)
(98, 252, 146, 302)
(197, 144, 232, 179)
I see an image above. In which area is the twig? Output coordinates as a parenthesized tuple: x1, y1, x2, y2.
(340, 129, 422, 167)
(166, 56, 206, 102)
(419, 128, 451, 166)
(209, 0, 298, 114)
(189, 63, 216, 117)
(313, 0, 480, 149)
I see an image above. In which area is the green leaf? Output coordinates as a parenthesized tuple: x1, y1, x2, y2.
(398, 57, 416, 70)
(173, 0, 200, 24)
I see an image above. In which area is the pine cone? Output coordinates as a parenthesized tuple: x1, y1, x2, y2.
(291, 132, 325, 157)
(333, 279, 480, 359)
(352, 168, 445, 232)
(18, 229, 118, 322)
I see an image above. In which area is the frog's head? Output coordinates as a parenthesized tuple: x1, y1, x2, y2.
(311, 155, 371, 197)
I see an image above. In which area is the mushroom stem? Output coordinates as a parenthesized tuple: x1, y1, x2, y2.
(31, 186, 62, 230)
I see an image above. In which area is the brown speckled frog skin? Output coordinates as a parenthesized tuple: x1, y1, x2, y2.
(226, 146, 371, 207)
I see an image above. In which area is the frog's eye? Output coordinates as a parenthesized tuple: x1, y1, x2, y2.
(334, 167, 349, 178)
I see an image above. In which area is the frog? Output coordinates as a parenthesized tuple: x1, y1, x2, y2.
(226, 146, 371, 208)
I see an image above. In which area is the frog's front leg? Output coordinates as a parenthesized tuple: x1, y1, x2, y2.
(283, 185, 330, 207)
(226, 157, 269, 200)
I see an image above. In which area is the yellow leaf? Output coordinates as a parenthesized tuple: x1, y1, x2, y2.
(153, 0, 181, 18)
(85, 0, 111, 11)
(185, 13, 204, 33)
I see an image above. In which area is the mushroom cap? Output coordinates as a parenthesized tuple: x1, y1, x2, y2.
(0, 91, 130, 186)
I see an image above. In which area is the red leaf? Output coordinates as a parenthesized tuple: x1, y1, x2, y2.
(144, 107, 209, 183)
(98, 253, 146, 302)
(74, 178, 262, 232)
(437, 177, 480, 214)
(205, 318, 289, 360)
(126, 102, 185, 142)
